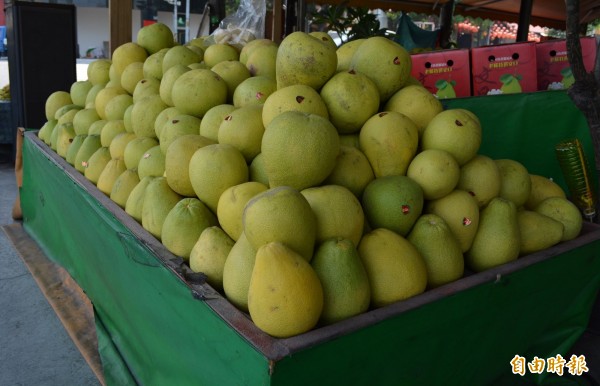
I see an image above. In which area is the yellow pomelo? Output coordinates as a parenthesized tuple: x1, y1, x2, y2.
(248, 242, 324, 338)
(154, 106, 182, 139)
(465, 197, 520, 272)
(534, 197, 583, 241)
(137, 145, 165, 179)
(407, 214, 464, 288)
(361, 175, 424, 237)
(233, 76, 277, 108)
(161, 198, 217, 259)
(406, 149, 461, 200)
(143, 48, 169, 81)
(125, 176, 155, 222)
(188, 143, 249, 213)
(163, 46, 201, 75)
(137, 22, 174, 55)
(55, 122, 76, 159)
(94, 86, 128, 120)
(73, 109, 100, 136)
(262, 84, 329, 128)
(210, 60, 251, 102)
(39, 119, 57, 145)
(384, 85, 443, 135)
(276, 31, 337, 90)
(349, 36, 411, 101)
(159, 64, 191, 107)
(199, 104, 236, 142)
(301, 184, 365, 246)
(217, 181, 269, 241)
(517, 210, 564, 255)
(123, 137, 159, 170)
(222, 232, 257, 312)
(203, 43, 239, 68)
(456, 155, 502, 208)
(324, 145, 375, 198)
(495, 159, 532, 208)
(218, 105, 264, 162)
(309, 31, 337, 49)
(109, 132, 137, 160)
(245, 44, 278, 80)
(141, 177, 183, 240)
(85, 84, 105, 109)
(84, 147, 111, 184)
(104, 94, 134, 121)
(358, 228, 427, 308)
(261, 111, 340, 190)
(132, 77, 161, 103)
(336, 38, 365, 72)
(525, 174, 566, 210)
(45, 91, 73, 121)
(87, 59, 111, 86)
(88, 120, 107, 136)
(97, 158, 127, 195)
(159, 114, 203, 155)
(359, 111, 419, 177)
(243, 186, 317, 261)
(320, 70, 380, 134)
(421, 109, 482, 166)
(425, 190, 480, 253)
(171, 69, 228, 118)
(66, 134, 87, 166)
(100, 120, 126, 147)
(165, 134, 216, 197)
(74, 135, 102, 173)
(111, 42, 148, 77)
(249, 152, 269, 186)
(120, 62, 144, 94)
(131, 94, 167, 138)
(240, 38, 278, 65)
(189, 226, 235, 290)
(110, 169, 140, 209)
(311, 238, 370, 324)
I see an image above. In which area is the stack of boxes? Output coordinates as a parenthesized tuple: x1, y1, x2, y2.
(409, 37, 598, 99)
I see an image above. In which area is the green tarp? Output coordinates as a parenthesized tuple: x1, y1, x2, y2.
(20, 90, 600, 385)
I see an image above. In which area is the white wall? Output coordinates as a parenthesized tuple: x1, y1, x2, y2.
(76, 7, 207, 59)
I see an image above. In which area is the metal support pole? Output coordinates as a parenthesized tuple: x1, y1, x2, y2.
(516, 0, 533, 42)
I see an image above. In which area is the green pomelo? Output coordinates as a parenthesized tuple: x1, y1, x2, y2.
(525, 174, 567, 210)
(361, 175, 424, 237)
(203, 43, 239, 68)
(217, 181, 269, 242)
(74, 135, 102, 173)
(320, 70, 380, 134)
(110, 169, 141, 209)
(70, 80, 93, 107)
(161, 197, 217, 259)
(66, 134, 87, 166)
(407, 214, 464, 288)
(336, 39, 365, 72)
(188, 143, 249, 213)
(359, 111, 419, 177)
(154, 106, 182, 139)
(232, 76, 277, 108)
(349, 36, 411, 102)
(109, 132, 137, 160)
(199, 104, 236, 142)
(324, 145, 375, 198)
(88, 120, 108, 136)
(84, 147, 111, 184)
(143, 48, 169, 81)
(159, 64, 190, 107)
(100, 120, 126, 147)
(222, 232, 257, 312)
(38, 120, 57, 145)
(111, 42, 148, 77)
(218, 105, 264, 162)
(189, 226, 235, 290)
(159, 114, 202, 155)
(311, 238, 370, 325)
(406, 149, 461, 200)
(124, 137, 159, 170)
(162, 45, 202, 74)
(137, 22, 174, 55)
(87, 59, 111, 86)
(85, 84, 105, 109)
(165, 134, 216, 197)
(239, 38, 278, 65)
(131, 95, 167, 138)
(141, 176, 183, 240)
(535, 197, 583, 241)
(276, 31, 337, 90)
(171, 69, 228, 118)
(517, 210, 564, 255)
(495, 159, 532, 208)
(120, 61, 145, 94)
(425, 189, 480, 253)
(421, 108, 482, 166)
(132, 78, 161, 103)
(56, 122, 76, 159)
(125, 176, 155, 222)
(245, 44, 278, 80)
(261, 111, 339, 190)
(456, 155, 502, 208)
(73, 108, 101, 136)
(137, 145, 165, 179)
(210, 60, 251, 102)
(45, 91, 73, 121)
(384, 85, 444, 135)
(242, 186, 317, 261)
(94, 86, 128, 120)
(249, 152, 269, 186)
(262, 84, 329, 128)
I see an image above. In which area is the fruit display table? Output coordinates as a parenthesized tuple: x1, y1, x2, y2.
(20, 90, 600, 386)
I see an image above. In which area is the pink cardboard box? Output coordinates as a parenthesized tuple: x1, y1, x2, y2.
(536, 37, 598, 90)
(410, 49, 471, 98)
(471, 42, 537, 96)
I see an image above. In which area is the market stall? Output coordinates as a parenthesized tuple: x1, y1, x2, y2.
(18, 90, 600, 386)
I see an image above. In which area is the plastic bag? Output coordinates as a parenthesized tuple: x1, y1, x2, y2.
(209, 0, 266, 48)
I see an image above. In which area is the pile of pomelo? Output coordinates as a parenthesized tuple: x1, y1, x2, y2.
(37, 23, 583, 338)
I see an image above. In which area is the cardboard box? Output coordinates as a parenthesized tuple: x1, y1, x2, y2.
(536, 37, 598, 91)
(410, 49, 471, 98)
(470, 42, 537, 96)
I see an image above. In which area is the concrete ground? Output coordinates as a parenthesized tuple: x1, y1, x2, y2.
(0, 157, 100, 386)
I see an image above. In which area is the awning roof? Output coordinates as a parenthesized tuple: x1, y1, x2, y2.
(307, 0, 600, 30)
